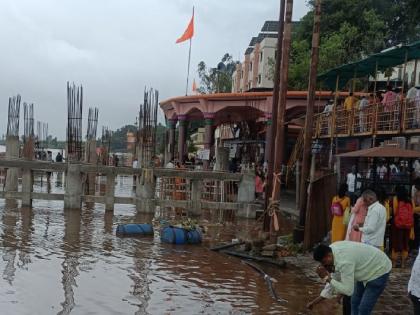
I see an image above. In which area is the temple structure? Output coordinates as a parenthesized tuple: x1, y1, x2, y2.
(159, 91, 332, 169)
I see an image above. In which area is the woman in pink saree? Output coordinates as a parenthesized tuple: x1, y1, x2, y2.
(346, 196, 368, 242)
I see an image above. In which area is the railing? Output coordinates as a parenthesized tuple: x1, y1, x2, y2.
(0, 159, 256, 218)
(313, 99, 420, 138)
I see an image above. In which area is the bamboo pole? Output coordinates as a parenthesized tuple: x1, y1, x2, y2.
(297, 0, 321, 230)
(271, 0, 294, 202)
(264, 0, 286, 209)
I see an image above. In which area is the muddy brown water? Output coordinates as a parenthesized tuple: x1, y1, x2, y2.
(0, 174, 339, 314)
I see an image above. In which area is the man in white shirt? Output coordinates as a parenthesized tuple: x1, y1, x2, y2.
(358, 96, 369, 132)
(376, 162, 387, 180)
(346, 166, 361, 205)
(353, 189, 387, 249)
(409, 251, 420, 314)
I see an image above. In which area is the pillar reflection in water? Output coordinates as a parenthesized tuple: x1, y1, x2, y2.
(17, 206, 34, 269)
(2, 199, 18, 284)
(58, 209, 81, 315)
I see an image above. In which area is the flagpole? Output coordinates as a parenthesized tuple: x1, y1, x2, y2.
(185, 37, 192, 96)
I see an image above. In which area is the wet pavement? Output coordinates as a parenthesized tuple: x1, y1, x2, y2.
(0, 174, 413, 314)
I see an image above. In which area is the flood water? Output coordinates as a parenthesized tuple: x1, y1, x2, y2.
(0, 174, 339, 314)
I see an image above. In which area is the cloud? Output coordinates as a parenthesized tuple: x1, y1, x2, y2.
(0, 0, 309, 139)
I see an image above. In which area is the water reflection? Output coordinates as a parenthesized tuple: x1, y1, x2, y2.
(59, 210, 81, 315)
(0, 176, 339, 315)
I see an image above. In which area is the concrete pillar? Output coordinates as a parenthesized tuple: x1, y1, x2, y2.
(84, 139, 97, 195)
(203, 113, 215, 170)
(21, 169, 33, 207)
(177, 115, 188, 163)
(105, 173, 115, 211)
(264, 113, 273, 163)
(5, 136, 20, 192)
(189, 179, 202, 216)
(214, 147, 229, 171)
(238, 171, 255, 203)
(167, 118, 177, 163)
(136, 169, 156, 213)
(238, 171, 257, 219)
(64, 164, 82, 209)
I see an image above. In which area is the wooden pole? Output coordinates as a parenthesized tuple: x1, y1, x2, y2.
(413, 59, 418, 87)
(297, 0, 321, 229)
(402, 50, 408, 94)
(264, 0, 286, 209)
(328, 74, 339, 168)
(271, 0, 294, 202)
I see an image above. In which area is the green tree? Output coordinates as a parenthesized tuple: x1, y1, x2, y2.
(197, 53, 238, 93)
(279, 0, 420, 90)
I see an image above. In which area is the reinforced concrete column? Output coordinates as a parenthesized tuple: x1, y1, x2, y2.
(105, 172, 115, 211)
(189, 179, 202, 216)
(177, 115, 188, 163)
(5, 136, 20, 192)
(264, 113, 273, 163)
(84, 139, 97, 195)
(64, 164, 82, 210)
(136, 169, 156, 213)
(167, 118, 177, 163)
(21, 169, 33, 207)
(203, 113, 215, 170)
(237, 171, 256, 219)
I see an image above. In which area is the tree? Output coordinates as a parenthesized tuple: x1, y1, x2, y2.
(197, 53, 239, 93)
(276, 0, 420, 90)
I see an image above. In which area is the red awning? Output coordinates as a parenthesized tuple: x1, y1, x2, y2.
(337, 146, 420, 158)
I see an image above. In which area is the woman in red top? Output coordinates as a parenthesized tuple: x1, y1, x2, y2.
(391, 186, 413, 268)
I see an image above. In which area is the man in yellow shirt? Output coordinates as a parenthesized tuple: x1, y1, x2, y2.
(344, 92, 357, 111)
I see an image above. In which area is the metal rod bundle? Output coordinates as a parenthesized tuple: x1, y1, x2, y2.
(138, 87, 159, 167)
(86, 107, 99, 140)
(67, 82, 83, 161)
(36, 121, 48, 148)
(7, 95, 21, 137)
(23, 103, 34, 141)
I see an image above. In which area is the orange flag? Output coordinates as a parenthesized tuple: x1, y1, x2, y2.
(176, 9, 194, 44)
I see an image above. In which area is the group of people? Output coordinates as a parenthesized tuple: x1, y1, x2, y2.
(307, 172, 420, 314)
(322, 84, 420, 132)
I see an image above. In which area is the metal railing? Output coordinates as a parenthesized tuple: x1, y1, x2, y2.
(313, 99, 420, 138)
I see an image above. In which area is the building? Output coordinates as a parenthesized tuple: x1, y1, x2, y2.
(232, 21, 278, 92)
(376, 58, 420, 88)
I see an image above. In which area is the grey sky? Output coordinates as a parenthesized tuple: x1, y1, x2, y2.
(0, 0, 309, 139)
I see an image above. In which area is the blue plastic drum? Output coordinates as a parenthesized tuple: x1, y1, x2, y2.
(160, 226, 202, 244)
(116, 224, 154, 236)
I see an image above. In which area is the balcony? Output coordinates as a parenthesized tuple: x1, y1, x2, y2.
(312, 99, 420, 139)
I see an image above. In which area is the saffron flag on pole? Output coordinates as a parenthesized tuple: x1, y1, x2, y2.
(176, 9, 194, 44)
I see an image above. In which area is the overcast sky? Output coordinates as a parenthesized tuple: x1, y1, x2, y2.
(0, 0, 309, 140)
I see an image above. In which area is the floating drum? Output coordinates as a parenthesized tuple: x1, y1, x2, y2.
(160, 227, 202, 245)
(116, 224, 154, 236)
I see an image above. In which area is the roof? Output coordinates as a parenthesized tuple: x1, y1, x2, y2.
(337, 146, 420, 158)
(318, 41, 420, 90)
(249, 37, 258, 47)
(256, 33, 278, 44)
(261, 21, 279, 33)
(245, 47, 254, 55)
(160, 91, 350, 106)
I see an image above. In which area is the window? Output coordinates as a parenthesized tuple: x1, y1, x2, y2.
(274, 50, 277, 59)
(250, 62, 253, 72)
(258, 74, 262, 84)
(241, 70, 243, 79)
(259, 51, 263, 62)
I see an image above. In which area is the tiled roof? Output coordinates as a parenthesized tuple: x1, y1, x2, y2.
(249, 37, 258, 47)
(261, 21, 279, 33)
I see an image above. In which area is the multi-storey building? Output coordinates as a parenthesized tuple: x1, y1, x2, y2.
(232, 21, 278, 92)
